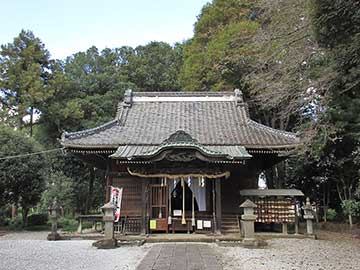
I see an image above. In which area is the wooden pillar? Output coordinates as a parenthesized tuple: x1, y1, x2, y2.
(212, 179, 217, 233)
(141, 178, 147, 235)
(105, 160, 111, 202)
(215, 178, 222, 234)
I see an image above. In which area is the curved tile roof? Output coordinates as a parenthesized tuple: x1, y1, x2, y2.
(62, 90, 300, 150)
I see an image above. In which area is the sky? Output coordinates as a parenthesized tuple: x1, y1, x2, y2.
(1, 0, 209, 59)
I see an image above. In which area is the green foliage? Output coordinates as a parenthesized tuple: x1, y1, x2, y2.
(59, 217, 78, 232)
(38, 49, 135, 144)
(39, 171, 74, 214)
(341, 200, 360, 217)
(303, 0, 360, 211)
(122, 42, 183, 92)
(27, 213, 48, 226)
(326, 208, 337, 221)
(0, 125, 47, 225)
(0, 30, 51, 132)
(181, 0, 260, 91)
(3, 216, 23, 230)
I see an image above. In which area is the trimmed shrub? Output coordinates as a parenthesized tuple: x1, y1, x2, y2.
(326, 208, 337, 221)
(27, 213, 48, 226)
(59, 217, 78, 232)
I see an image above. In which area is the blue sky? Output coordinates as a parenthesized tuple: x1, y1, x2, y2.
(1, 0, 209, 59)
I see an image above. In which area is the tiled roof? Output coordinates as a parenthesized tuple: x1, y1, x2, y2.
(62, 90, 300, 153)
(110, 130, 252, 160)
(240, 189, 304, 197)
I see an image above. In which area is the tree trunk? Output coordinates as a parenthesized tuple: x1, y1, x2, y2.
(11, 205, 17, 219)
(348, 214, 353, 228)
(29, 106, 33, 137)
(22, 207, 29, 227)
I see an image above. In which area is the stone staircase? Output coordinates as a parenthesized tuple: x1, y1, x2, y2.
(221, 213, 240, 234)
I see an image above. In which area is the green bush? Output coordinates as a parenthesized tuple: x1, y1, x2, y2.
(0, 207, 10, 226)
(27, 213, 48, 226)
(341, 200, 360, 217)
(59, 217, 78, 232)
(326, 208, 337, 221)
(5, 217, 23, 230)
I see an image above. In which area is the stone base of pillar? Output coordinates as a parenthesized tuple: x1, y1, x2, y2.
(282, 223, 288, 234)
(92, 238, 117, 249)
(47, 232, 61, 241)
(241, 215, 256, 240)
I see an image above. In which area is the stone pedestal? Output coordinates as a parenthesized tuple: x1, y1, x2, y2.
(303, 197, 314, 236)
(93, 202, 117, 249)
(47, 199, 61, 241)
(282, 223, 288, 235)
(240, 199, 257, 241)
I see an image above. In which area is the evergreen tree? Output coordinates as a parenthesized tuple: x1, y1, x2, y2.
(0, 124, 47, 225)
(0, 30, 52, 136)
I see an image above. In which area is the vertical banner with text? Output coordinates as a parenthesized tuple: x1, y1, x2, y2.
(110, 186, 123, 222)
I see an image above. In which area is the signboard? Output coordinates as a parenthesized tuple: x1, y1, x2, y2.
(110, 186, 123, 222)
(197, 220, 203, 230)
(203, 220, 211, 228)
(150, 219, 157, 230)
(173, 210, 182, 216)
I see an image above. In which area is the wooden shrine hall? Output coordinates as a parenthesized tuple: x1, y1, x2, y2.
(61, 90, 300, 234)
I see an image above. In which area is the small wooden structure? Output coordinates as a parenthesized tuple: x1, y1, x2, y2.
(61, 90, 300, 234)
(240, 189, 304, 234)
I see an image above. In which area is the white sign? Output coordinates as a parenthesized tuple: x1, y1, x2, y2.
(173, 210, 182, 216)
(203, 220, 211, 228)
(110, 186, 123, 222)
(197, 220, 203, 230)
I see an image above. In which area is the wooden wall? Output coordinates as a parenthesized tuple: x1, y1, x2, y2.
(111, 176, 143, 216)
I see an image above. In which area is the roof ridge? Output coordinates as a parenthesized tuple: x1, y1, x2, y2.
(132, 91, 234, 97)
(246, 119, 299, 139)
(62, 119, 118, 140)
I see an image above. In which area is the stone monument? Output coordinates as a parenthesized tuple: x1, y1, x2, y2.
(303, 197, 315, 236)
(47, 199, 61, 241)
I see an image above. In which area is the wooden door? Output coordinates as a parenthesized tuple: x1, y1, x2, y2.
(149, 184, 168, 232)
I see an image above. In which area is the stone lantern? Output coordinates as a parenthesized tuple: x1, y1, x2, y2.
(93, 202, 117, 249)
(102, 202, 116, 239)
(47, 198, 61, 241)
(239, 199, 257, 241)
(303, 197, 315, 235)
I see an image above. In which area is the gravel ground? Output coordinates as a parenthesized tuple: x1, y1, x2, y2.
(1, 231, 359, 270)
(220, 232, 360, 270)
(0, 232, 148, 270)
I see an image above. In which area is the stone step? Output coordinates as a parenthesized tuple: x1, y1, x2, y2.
(222, 230, 240, 233)
(222, 222, 238, 226)
(222, 227, 238, 230)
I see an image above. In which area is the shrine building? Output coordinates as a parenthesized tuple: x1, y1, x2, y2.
(61, 89, 300, 234)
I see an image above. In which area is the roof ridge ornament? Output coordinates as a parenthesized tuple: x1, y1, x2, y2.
(162, 130, 198, 145)
(123, 89, 133, 107)
(234, 89, 244, 105)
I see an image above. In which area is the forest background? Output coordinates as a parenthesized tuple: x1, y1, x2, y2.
(0, 0, 359, 228)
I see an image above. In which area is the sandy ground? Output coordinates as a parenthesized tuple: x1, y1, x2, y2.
(219, 231, 360, 270)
